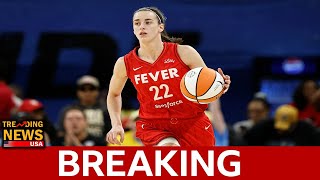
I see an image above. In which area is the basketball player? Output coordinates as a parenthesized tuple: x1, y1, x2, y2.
(106, 7, 231, 146)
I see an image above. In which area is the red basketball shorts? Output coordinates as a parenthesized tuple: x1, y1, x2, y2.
(135, 114, 215, 146)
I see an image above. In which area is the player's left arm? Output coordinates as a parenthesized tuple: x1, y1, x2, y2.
(177, 45, 231, 93)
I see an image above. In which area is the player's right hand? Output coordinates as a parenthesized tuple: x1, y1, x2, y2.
(106, 125, 125, 145)
(218, 68, 231, 94)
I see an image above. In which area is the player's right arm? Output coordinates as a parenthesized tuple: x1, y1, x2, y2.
(106, 57, 127, 145)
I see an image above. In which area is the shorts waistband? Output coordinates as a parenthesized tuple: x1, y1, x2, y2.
(139, 113, 206, 122)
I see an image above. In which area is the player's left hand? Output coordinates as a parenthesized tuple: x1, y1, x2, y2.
(218, 68, 231, 94)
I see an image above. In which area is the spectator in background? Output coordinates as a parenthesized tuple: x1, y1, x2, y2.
(57, 75, 111, 139)
(312, 89, 320, 126)
(9, 84, 23, 109)
(0, 71, 21, 122)
(52, 106, 106, 146)
(244, 105, 320, 146)
(9, 84, 24, 99)
(290, 79, 320, 127)
(207, 99, 229, 146)
(15, 99, 57, 145)
(233, 93, 271, 137)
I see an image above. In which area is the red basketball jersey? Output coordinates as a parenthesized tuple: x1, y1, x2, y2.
(124, 42, 208, 119)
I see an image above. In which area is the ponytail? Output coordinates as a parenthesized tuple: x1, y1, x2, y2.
(161, 30, 183, 44)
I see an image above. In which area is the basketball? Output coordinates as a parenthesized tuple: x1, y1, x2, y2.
(180, 67, 225, 104)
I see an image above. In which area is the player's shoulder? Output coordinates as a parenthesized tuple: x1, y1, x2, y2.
(122, 48, 138, 62)
(115, 56, 125, 64)
(114, 56, 125, 70)
(177, 44, 198, 57)
(117, 56, 124, 61)
(177, 44, 197, 52)
(113, 56, 127, 77)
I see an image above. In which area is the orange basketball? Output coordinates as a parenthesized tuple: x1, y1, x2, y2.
(180, 67, 225, 104)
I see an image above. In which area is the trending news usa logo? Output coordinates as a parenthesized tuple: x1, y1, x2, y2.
(1, 120, 45, 148)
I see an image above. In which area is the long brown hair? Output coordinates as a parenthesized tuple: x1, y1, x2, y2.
(134, 7, 183, 44)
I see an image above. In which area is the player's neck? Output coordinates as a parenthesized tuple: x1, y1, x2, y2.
(138, 40, 164, 62)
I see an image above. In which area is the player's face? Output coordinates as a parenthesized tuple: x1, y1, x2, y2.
(133, 11, 164, 43)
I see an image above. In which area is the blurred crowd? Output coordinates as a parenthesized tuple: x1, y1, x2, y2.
(1, 74, 320, 146)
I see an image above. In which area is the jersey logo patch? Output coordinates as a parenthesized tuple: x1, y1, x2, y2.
(164, 59, 175, 63)
(133, 66, 143, 71)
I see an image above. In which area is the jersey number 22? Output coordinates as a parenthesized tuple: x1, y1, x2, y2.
(149, 84, 173, 101)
